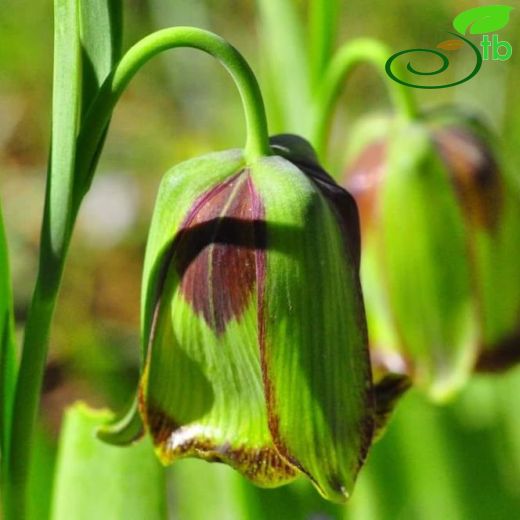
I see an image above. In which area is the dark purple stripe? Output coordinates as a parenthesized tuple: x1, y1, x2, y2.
(174, 171, 266, 334)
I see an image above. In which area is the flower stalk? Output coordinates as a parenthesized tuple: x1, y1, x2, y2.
(311, 38, 419, 161)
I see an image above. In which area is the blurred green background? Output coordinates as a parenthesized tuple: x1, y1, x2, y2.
(1, 0, 519, 518)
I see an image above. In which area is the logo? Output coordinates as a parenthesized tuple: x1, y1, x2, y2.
(386, 5, 513, 89)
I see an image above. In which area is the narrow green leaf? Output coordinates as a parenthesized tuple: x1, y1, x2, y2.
(309, 0, 340, 90)
(0, 202, 16, 469)
(43, 0, 81, 269)
(453, 5, 513, 36)
(27, 426, 57, 520)
(75, 0, 123, 203)
(256, 0, 312, 135)
(51, 403, 166, 520)
(79, 0, 122, 115)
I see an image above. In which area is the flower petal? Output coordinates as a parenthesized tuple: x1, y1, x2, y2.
(251, 156, 374, 503)
(141, 149, 246, 357)
(140, 168, 298, 487)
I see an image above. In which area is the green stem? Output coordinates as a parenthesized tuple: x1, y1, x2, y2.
(5, 267, 62, 519)
(311, 38, 419, 160)
(0, 205, 16, 514)
(75, 26, 270, 203)
(309, 0, 340, 91)
(6, 26, 269, 519)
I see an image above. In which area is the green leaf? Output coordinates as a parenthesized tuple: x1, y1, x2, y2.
(27, 426, 57, 520)
(309, 0, 341, 90)
(0, 203, 16, 469)
(256, 0, 312, 135)
(453, 5, 513, 35)
(79, 0, 123, 115)
(75, 0, 123, 200)
(50, 403, 166, 520)
(41, 0, 81, 274)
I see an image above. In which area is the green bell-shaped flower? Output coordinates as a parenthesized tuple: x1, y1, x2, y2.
(342, 108, 520, 399)
(128, 135, 375, 503)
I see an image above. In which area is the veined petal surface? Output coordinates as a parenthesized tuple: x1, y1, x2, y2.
(140, 169, 298, 486)
(251, 156, 374, 503)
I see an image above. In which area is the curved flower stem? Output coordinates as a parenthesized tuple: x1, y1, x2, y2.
(311, 38, 419, 160)
(75, 26, 270, 204)
(7, 27, 270, 519)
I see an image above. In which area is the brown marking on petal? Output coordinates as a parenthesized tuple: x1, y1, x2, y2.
(144, 404, 297, 485)
(173, 171, 266, 334)
(372, 373, 412, 441)
(342, 141, 387, 231)
(434, 128, 503, 231)
(144, 400, 180, 446)
(475, 329, 520, 373)
(255, 206, 309, 480)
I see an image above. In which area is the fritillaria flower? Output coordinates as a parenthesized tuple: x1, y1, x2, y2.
(343, 108, 520, 399)
(129, 135, 379, 503)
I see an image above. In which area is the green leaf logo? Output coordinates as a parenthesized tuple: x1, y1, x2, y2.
(453, 5, 513, 35)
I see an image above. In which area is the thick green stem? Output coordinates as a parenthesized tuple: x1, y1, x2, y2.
(75, 26, 270, 204)
(5, 267, 62, 519)
(311, 38, 419, 160)
(309, 0, 340, 91)
(0, 205, 16, 515)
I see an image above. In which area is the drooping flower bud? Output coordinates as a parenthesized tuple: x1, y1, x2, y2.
(136, 135, 375, 503)
(342, 108, 520, 399)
